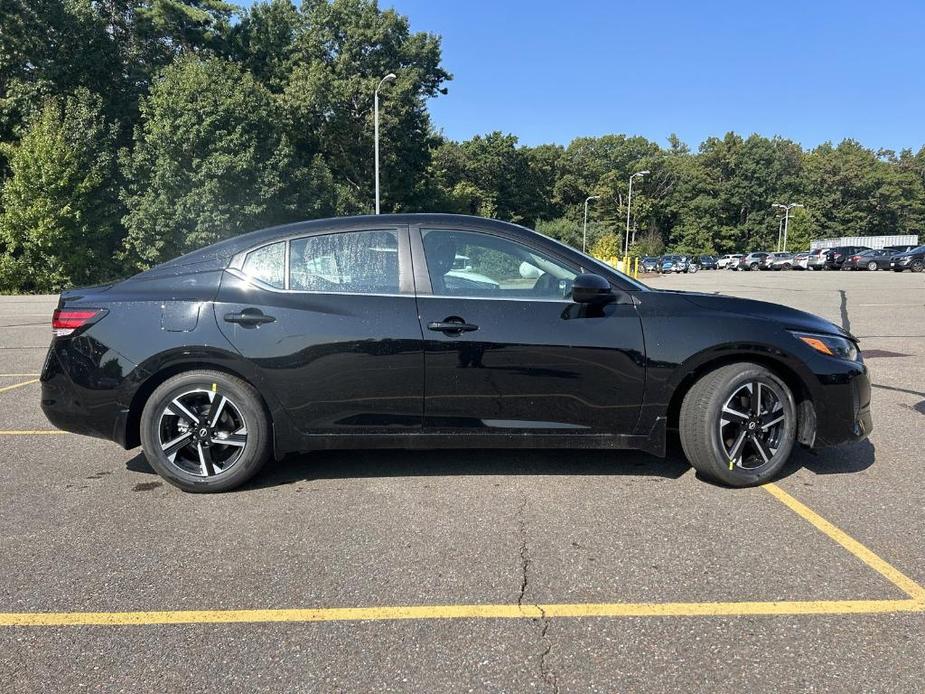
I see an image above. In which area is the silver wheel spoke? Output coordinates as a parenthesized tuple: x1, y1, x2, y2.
(752, 382, 763, 415)
(197, 443, 216, 476)
(161, 432, 193, 461)
(761, 414, 785, 430)
(168, 398, 200, 425)
(727, 429, 748, 464)
(750, 434, 771, 463)
(721, 405, 750, 424)
(211, 432, 246, 447)
(209, 395, 227, 427)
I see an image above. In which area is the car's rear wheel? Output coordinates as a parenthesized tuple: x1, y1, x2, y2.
(140, 370, 272, 493)
(866, 261, 878, 271)
(679, 363, 797, 487)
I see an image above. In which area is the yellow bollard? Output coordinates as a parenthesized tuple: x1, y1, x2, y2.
(634, 257, 639, 279)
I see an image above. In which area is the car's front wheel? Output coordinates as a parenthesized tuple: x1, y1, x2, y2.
(679, 363, 797, 487)
(140, 370, 272, 493)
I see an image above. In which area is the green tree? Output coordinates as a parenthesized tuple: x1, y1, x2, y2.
(0, 89, 122, 292)
(275, 0, 450, 213)
(121, 56, 335, 268)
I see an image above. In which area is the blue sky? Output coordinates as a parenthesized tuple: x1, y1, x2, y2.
(242, 1, 925, 151)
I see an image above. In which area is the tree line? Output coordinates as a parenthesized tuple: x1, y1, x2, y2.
(1, 0, 923, 293)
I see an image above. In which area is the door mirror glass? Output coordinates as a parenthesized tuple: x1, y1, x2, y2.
(571, 273, 615, 304)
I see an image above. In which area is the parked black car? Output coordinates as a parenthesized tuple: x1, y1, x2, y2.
(696, 255, 718, 270)
(41, 214, 872, 492)
(822, 246, 870, 270)
(843, 249, 893, 271)
(891, 245, 925, 272)
(641, 256, 660, 273)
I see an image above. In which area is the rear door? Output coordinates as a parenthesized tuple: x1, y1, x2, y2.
(215, 225, 424, 434)
(411, 224, 646, 435)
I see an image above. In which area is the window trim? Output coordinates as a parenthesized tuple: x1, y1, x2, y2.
(229, 225, 412, 296)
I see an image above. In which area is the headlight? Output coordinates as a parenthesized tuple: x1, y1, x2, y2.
(791, 331, 859, 361)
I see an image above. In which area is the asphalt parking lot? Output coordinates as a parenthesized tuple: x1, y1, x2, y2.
(1, 271, 923, 692)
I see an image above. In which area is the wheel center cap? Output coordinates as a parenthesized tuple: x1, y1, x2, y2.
(198, 427, 209, 439)
(748, 421, 757, 430)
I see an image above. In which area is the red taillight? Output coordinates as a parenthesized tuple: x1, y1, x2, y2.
(52, 308, 103, 337)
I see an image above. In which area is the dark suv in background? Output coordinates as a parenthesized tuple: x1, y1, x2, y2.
(822, 246, 870, 270)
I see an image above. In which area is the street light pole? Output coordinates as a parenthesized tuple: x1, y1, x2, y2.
(583, 195, 600, 253)
(625, 170, 649, 255)
(374, 72, 397, 214)
(773, 203, 804, 252)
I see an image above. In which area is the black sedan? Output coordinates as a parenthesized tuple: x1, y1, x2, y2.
(41, 214, 872, 492)
(842, 249, 893, 271)
(891, 245, 925, 272)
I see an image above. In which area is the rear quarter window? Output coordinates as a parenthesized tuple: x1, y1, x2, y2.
(242, 242, 286, 289)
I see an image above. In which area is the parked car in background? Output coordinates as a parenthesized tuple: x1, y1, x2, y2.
(696, 255, 718, 270)
(660, 255, 697, 273)
(806, 249, 829, 271)
(884, 245, 918, 255)
(843, 249, 894, 271)
(792, 252, 810, 269)
(760, 252, 794, 270)
(641, 256, 660, 273)
(892, 245, 925, 272)
(717, 253, 743, 269)
(822, 246, 870, 270)
(736, 252, 769, 271)
(40, 213, 872, 492)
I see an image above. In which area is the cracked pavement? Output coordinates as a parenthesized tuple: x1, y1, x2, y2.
(1, 271, 924, 692)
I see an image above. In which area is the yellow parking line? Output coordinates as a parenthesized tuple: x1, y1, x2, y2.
(0, 373, 40, 377)
(0, 378, 38, 394)
(763, 483, 925, 601)
(0, 598, 922, 627)
(0, 430, 69, 436)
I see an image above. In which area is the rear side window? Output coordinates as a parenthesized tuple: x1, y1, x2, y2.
(242, 242, 286, 289)
(289, 230, 399, 294)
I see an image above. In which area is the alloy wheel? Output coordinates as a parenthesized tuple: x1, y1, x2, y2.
(718, 381, 786, 470)
(157, 388, 248, 477)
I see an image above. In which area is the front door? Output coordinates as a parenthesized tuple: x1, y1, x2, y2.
(215, 225, 424, 434)
(412, 226, 646, 435)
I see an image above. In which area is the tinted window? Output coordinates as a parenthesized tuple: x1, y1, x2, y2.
(289, 229, 399, 294)
(242, 242, 286, 289)
(422, 229, 577, 299)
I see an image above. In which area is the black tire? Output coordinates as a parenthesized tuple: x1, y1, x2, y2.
(867, 261, 878, 271)
(749, 262, 759, 270)
(679, 363, 797, 487)
(140, 370, 272, 493)
(912, 260, 924, 273)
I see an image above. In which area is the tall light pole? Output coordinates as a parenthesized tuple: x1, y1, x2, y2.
(625, 170, 649, 254)
(776, 215, 785, 252)
(773, 203, 804, 252)
(582, 195, 600, 253)
(374, 72, 397, 214)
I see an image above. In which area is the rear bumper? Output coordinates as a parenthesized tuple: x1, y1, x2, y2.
(40, 337, 140, 447)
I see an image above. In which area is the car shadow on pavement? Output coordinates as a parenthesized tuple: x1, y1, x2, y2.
(779, 438, 876, 478)
(123, 437, 876, 490)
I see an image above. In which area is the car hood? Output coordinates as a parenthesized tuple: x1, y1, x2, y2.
(668, 291, 852, 339)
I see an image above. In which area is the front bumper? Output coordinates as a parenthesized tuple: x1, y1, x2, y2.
(811, 359, 873, 447)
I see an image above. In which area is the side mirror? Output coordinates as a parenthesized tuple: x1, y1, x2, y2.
(571, 273, 616, 304)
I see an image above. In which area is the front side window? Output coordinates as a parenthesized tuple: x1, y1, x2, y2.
(242, 241, 286, 289)
(289, 229, 399, 294)
(422, 229, 578, 299)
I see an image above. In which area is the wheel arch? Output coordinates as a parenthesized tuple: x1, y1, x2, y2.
(123, 351, 283, 453)
(666, 350, 817, 446)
